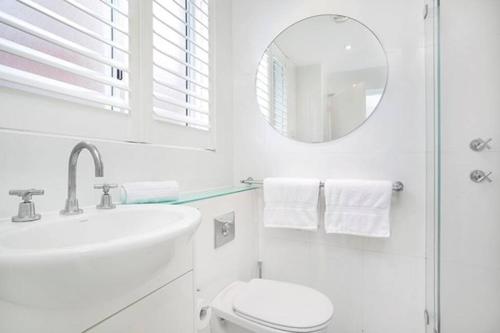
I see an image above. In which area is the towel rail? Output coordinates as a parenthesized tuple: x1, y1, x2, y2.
(240, 177, 404, 192)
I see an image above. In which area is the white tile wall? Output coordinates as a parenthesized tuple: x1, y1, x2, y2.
(190, 190, 259, 333)
(0, 132, 234, 218)
(440, 260, 500, 333)
(439, 0, 500, 332)
(231, 0, 427, 332)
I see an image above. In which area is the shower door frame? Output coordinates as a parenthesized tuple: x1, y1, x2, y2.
(425, 0, 441, 332)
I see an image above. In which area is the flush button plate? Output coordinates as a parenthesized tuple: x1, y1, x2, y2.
(214, 211, 235, 249)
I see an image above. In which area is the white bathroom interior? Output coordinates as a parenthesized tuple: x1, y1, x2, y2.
(0, 0, 498, 332)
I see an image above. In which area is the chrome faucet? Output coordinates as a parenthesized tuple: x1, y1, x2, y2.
(61, 141, 104, 215)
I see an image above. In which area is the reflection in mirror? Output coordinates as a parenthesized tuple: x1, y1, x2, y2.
(256, 15, 388, 143)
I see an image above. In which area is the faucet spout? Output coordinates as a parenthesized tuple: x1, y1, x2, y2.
(61, 141, 104, 215)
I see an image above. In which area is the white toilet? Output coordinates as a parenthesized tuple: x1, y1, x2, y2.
(211, 279, 334, 333)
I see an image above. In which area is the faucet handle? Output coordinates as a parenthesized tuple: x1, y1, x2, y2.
(9, 189, 45, 202)
(94, 183, 117, 209)
(9, 189, 44, 222)
(94, 183, 118, 193)
(470, 138, 492, 151)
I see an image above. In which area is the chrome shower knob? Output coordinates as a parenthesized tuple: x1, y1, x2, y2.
(470, 138, 492, 152)
(470, 170, 492, 183)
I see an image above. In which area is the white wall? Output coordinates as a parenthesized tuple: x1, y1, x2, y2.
(439, 0, 500, 332)
(232, 1, 426, 332)
(190, 190, 259, 332)
(0, 0, 234, 219)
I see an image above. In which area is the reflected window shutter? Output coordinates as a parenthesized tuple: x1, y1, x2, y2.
(257, 53, 288, 135)
(256, 53, 271, 121)
(272, 58, 287, 134)
(152, 0, 210, 130)
(0, 0, 130, 111)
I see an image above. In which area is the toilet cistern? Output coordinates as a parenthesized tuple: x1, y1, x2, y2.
(60, 141, 104, 215)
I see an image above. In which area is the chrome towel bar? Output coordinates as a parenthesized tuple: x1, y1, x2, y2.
(240, 177, 404, 192)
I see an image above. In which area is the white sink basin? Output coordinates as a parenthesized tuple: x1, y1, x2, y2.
(0, 204, 201, 309)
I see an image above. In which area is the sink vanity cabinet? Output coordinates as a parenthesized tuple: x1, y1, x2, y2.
(86, 272, 195, 333)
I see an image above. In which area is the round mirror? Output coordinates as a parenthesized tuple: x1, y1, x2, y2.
(256, 15, 388, 143)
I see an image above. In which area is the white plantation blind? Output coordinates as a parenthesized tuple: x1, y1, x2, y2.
(152, 0, 210, 130)
(256, 52, 288, 135)
(0, 0, 129, 110)
(256, 53, 271, 120)
(272, 58, 287, 134)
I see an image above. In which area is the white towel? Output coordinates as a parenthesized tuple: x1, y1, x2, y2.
(120, 181, 179, 204)
(324, 179, 392, 237)
(263, 177, 321, 230)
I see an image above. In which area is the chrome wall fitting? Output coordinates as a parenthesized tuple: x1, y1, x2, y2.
(214, 211, 235, 249)
(241, 177, 405, 192)
(470, 138, 492, 152)
(470, 170, 492, 183)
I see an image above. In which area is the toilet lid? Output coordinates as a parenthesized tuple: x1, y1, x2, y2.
(232, 279, 333, 332)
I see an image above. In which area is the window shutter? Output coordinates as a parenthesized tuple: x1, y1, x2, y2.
(256, 53, 271, 121)
(257, 52, 288, 135)
(152, 0, 210, 130)
(0, 0, 129, 111)
(272, 57, 287, 134)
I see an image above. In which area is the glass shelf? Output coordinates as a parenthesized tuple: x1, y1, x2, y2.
(165, 185, 260, 205)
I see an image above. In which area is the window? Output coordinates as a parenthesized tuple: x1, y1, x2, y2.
(152, 0, 210, 130)
(0, 0, 129, 111)
(0, 0, 214, 146)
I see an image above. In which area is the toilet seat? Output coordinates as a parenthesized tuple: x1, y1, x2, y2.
(211, 279, 334, 333)
(233, 279, 333, 332)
